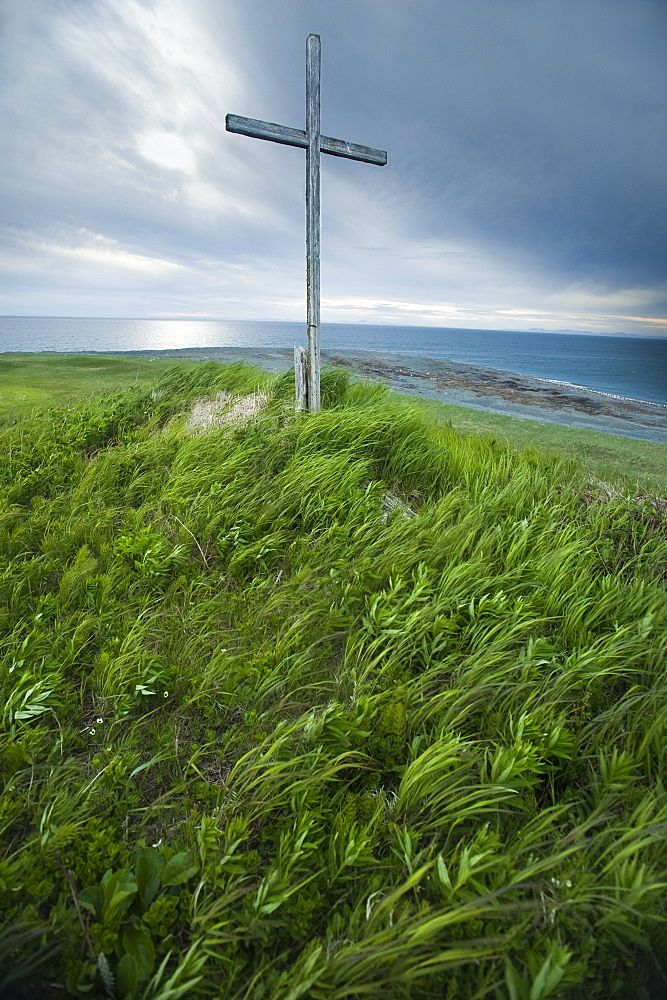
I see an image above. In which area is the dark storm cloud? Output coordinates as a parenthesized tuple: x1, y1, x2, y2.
(0, 0, 664, 332)
(322, 0, 667, 287)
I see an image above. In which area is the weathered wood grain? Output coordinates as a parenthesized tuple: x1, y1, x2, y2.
(294, 345, 308, 411)
(306, 33, 321, 413)
(225, 114, 387, 166)
(323, 134, 386, 166)
(225, 115, 302, 148)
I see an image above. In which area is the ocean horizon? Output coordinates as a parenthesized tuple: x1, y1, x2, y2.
(1, 316, 666, 407)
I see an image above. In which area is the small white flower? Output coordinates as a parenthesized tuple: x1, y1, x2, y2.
(96, 717, 104, 724)
(550, 877, 560, 887)
(90, 728, 96, 735)
(565, 879, 572, 888)
(152, 838, 162, 848)
(163, 691, 169, 698)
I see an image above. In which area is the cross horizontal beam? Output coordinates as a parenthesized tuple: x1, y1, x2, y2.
(226, 113, 387, 166)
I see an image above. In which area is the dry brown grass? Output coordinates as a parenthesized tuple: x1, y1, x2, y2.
(186, 390, 270, 434)
(583, 477, 667, 511)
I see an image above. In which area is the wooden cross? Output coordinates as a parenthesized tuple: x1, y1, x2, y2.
(226, 33, 387, 412)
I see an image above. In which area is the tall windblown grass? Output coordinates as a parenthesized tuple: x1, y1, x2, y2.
(0, 361, 666, 998)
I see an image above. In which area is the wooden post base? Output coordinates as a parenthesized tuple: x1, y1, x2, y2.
(294, 345, 308, 411)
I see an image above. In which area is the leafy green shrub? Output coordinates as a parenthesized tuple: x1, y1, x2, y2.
(75, 848, 197, 998)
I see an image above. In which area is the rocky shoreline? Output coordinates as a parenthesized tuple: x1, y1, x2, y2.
(327, 350, 667, 424)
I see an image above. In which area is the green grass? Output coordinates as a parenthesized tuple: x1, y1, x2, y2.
(1, 362, 667, 998)
(0, 353, 201, 425)
(3, 353, 665, 494)
(411, 397, 667, 496)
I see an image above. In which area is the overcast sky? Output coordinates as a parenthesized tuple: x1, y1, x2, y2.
(1, 0, 665, 334)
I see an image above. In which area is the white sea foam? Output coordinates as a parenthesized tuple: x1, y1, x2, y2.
(527, 375, 667, 410)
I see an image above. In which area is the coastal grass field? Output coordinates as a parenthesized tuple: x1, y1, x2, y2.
(412, 397, 667, 496)
(0, 353, 202, 425)
(2, 352, 667, 493)
(1, 357, 667, 998)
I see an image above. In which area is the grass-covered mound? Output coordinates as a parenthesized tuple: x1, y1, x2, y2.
(0, 353, 202, 426)
(1, 361, 666, 999)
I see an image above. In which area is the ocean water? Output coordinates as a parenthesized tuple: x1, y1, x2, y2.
(1, 317, 666, 407)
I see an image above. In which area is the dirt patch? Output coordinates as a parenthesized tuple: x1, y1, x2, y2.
(186, 390, 270, 434)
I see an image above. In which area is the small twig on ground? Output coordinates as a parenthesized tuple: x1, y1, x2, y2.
(174, 515, 209, 569)
(174, 724, 183, 778)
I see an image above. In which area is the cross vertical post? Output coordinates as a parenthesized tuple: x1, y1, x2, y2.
(226, 35, 386, 412)
(306, 33, 321, 412)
